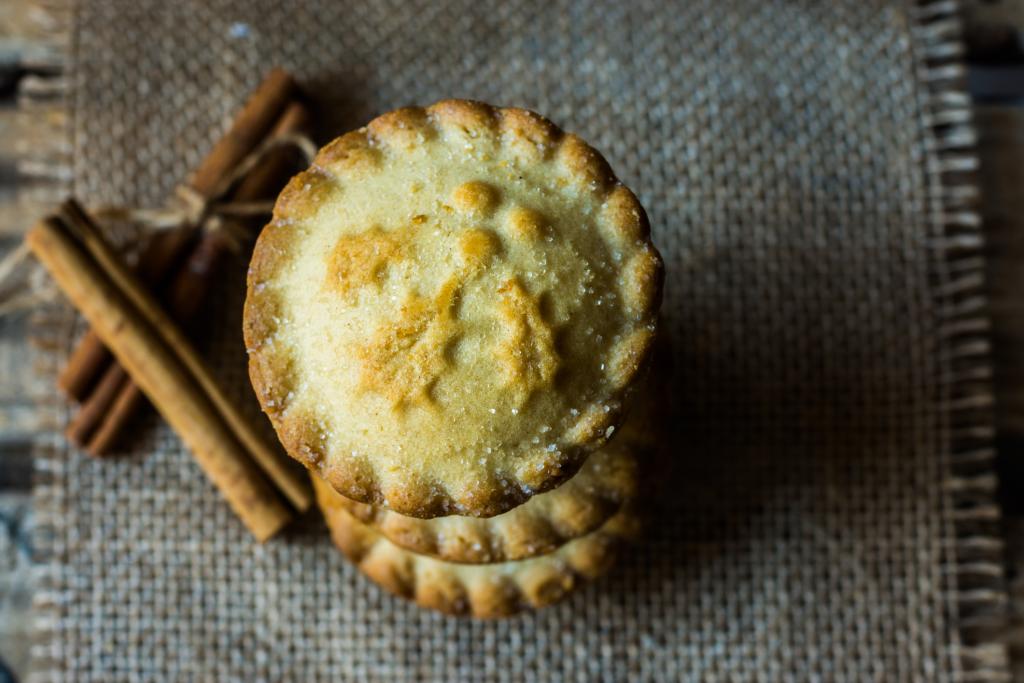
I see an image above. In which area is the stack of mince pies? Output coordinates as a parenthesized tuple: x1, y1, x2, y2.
(244, 99, 664, 617)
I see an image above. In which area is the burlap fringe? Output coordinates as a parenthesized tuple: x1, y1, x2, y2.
(23, 1, 75, 680)
(22, 0, 1012, 680)
(912, 1, 1010, 681)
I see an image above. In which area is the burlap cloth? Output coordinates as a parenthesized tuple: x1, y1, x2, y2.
(28, 0, 1009, 680)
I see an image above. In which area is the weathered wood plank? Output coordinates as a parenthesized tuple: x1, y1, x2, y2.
(0, 0, 69, 98)
(0, 491, 32, 681)
(978, 106, 1024, 439)
(963, 0, 1024, 61)
(964, 0, 1024, 31)
(976, 102, 1024, 683)
(0, 6, 68, 681)
(0, 102, 67, 158)
(0, 100, 68, 237)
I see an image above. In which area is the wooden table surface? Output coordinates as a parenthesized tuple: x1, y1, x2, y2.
(0, 1, 1021, 681)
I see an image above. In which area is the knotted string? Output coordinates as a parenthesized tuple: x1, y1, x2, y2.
(0, 131, 318, 316)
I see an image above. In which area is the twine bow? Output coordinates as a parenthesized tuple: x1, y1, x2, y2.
(0, 131, 318, 316)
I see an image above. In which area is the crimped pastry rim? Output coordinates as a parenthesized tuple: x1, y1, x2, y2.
(245, 99, 664, 518)
(313, 473, 642, 618)
(335, 436, 643, 564)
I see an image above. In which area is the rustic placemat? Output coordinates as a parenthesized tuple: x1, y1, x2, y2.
(28, 0, 1009, 680)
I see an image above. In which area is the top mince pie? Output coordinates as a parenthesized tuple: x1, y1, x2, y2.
(244, 100, 662, 518)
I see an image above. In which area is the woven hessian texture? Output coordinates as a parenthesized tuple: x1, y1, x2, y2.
(29, 0, 1005, 680)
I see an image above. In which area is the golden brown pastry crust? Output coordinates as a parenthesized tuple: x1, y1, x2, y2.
(245, 100, 663, 518)
(336, 432, 639, 564)
(333, 368, 663, 563)
(313, 473, 643, 618)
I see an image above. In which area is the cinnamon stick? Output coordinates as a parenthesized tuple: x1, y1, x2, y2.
(57, 227, 196, 402)
(27, 210, 291, 541)
(83, 241, 232, 454)
(56, 335, 110, 402)
(65, 364, 128, 446)
(86, 102, 311, 471)
(60, 199, 312, 514)
(57, 67, 295, 404)
(228, 102, 311, 201)
(84, 382, 144, 454)
(188, 67, 296, 196)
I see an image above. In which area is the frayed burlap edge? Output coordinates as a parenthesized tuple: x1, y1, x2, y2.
(24, 0, 1011, 680)
(23, 1, 76, 680)
(910, 1, 1010, 680)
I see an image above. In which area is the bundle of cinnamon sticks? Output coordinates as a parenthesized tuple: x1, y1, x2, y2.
(26, 69, 314, 541)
